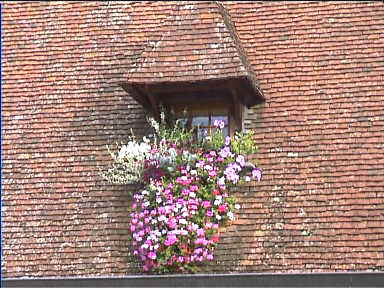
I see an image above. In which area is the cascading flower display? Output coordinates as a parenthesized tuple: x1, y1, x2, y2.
(102, 115, 262, 273)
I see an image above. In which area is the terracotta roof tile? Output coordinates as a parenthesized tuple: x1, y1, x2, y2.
(224, 0, 384, 272)
(125, 2, 249, 84)
(2, 0, 384, 278)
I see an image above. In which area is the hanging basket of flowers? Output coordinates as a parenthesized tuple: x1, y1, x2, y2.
(102, 112, 262, 274)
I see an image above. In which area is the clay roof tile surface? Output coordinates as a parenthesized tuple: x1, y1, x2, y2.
(125, 2, 243, 83)
(2, 0, 384, 278)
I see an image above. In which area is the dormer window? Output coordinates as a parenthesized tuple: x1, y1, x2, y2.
(119, 2, 264, 136)
(121, 77, 263, 138)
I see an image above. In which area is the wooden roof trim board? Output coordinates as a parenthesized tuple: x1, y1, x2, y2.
(215, 1, 264, 100)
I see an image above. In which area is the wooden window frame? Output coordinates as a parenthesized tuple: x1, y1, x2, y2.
(169, 100, 243, 138)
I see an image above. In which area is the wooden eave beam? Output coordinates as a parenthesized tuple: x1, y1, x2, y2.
(120, 83, 152, 110)
(145, 78, 240, 95)
(143, 85, 160, 121)
(230, 85, 243, 130)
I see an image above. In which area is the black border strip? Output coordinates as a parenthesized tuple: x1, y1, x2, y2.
(2, 272, 384, 287)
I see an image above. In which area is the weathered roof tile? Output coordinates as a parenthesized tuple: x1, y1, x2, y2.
(2, 0, 384, 278)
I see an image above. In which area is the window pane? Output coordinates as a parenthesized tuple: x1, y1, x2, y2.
(222, 127, 229, 138)
(177, 118, 188, 128)
(192, 116, 209, 127)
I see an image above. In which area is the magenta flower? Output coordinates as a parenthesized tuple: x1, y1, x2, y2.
(194, 237, 208, 245)
(167, 217, 177, 229)
(177, 256, 184, 263)
(148, 251, 157, 260)
(190, 185, 198, 192)
(206, 210, 213, 217)
(158, 206, 166, 215)
(182, 188, 190, 196)
(164, 233, 178, 246)
(202, 200, 211, 208)
(131, 218, 138, 225)
(196, 160, 205, 168)
(112, 125, 263, 273)
(218, 204, 228, 213)
(196, 228, 205, 237)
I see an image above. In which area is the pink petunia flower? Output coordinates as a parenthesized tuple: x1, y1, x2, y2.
(167, 217, 177, 229)
(206, 209, 213, 217)
(218, 204, 228, 213)
(202, 200, 211, 208)
(208, 170, 217, 177)
(196, 228, 205, 237)
(164, 233, 178, 246)
(190, 185, 199, 192)
(148, 251, 157, 260)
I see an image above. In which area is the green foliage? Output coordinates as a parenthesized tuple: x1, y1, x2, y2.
(231, 129, 258, 156)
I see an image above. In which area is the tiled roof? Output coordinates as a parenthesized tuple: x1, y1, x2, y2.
(125, 1, 247, 83)
(2, 1, 384, 277)
(123, 1, 263, 109)
(223, 1, 384, 272)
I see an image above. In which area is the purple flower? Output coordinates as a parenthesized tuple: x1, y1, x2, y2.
(252, 168, 262, 181)
(224, 166, 238, 183)
(236, 155, 246, 167)
(214, 120, 225, 129)
(219, 146, 233, 158)
(225, 136, 231, 146)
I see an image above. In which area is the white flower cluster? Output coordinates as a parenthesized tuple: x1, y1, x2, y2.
(153, 146, 177, 167)
(117, 140, 151, 162)
(101, 138, 152, 185)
